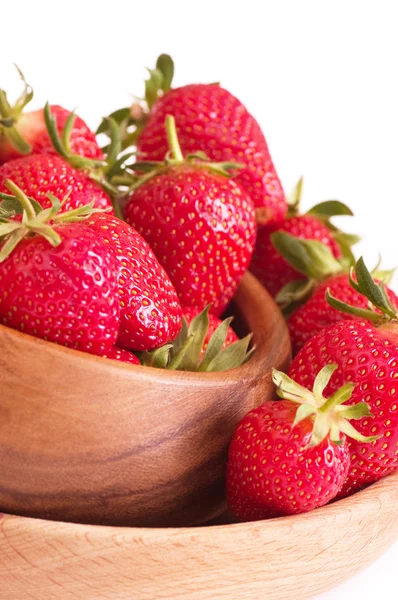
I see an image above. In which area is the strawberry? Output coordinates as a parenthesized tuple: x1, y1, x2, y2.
(86, 212, 183, 352)
(98, 346, 140, 365)
(226, 364, 374, 520)
(100, 54, 286, 226)
(124, 115, 256, 316)
(288, 269, 398, 356)
(250, 178, 357, 303)
(289, 258, 398, 497)
(0, 181, 119, 354)
(0, 68, 103, 164)
(0, 154, 112, 214)
(183, 306, 238, 356)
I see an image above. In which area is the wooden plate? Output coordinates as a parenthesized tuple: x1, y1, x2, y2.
(0, 271, 290, 528)
(1, 471, 397, 600)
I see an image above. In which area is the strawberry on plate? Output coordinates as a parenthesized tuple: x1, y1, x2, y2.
(288, 262, 398, 355)
(99, 54, 287, 226)
(124, 115, 256, 316)
(289, 258, 398, 497)
(226, 364, 374, 521)
(0, 67, 103, 163)
(0, 180, 119, 354)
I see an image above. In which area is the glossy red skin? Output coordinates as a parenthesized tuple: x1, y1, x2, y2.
(289, 320, 398, 497)
(137, 84, 286, 226)
(183, 305, 239, 356)
(0, 105, 103, 164)
(124, 165, 256, 316)
(0, 223, 119, 354)
(0, 154, 112, 214)
(226, 400, 350, 521)
(98, 346, 140, 365)
(87, 213, 183, 351)
(250, 214, 341, 298)
(288, 274, 398, 356)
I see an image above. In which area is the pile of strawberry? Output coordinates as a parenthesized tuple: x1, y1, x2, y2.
(1, 56, 397, 521)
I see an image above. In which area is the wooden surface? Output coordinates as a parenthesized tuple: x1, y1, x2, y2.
(0, 472, 397, 600)
(0, 272, 290, 528)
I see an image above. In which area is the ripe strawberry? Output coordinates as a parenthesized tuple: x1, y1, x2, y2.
(86, 212, 183, 352)
(100, 55, 286, 226)
(288, 269, 398, 356)
(183, 305, 238, 356)
(289, 259, 398, 497)
(124, 116, 256, 316)
(0, 154, 112, 214)
(98, 346, 140, 365)
(249, 178, 358, 304)
(226, 364, 374, 520)
(0, 69, 102, 163)
(0, 182, 119, 354)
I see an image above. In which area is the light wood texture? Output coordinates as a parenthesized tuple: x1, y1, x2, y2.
(0, 271, 290, 528)
(1, 472, 397, 600)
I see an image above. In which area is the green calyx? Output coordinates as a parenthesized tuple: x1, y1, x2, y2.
(43, 103, 130, 219)
(118, 115, 243, 193)
(139, 305, 254, 372)
(273, 232, 345, 309)
(97, 53, 175, 153)
(326, 256, 398, 324)
(0, 179, 109, 262)
(272, 364, 377, 447)
(0, 65, 34, 155)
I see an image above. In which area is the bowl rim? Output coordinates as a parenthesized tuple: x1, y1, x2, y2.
(2, 471, 397, 540)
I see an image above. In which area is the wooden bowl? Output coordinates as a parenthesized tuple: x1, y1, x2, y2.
(1, 472, 397, 600)
(0, 271, 290, 528)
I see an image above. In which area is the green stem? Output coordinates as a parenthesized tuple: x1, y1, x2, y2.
(5, 179, 36, 220)
(165, 115, 184, 163)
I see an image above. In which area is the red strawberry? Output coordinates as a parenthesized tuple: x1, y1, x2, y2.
(124, 116, 256, 316)
(0, 70, 102, 163)
(250, 179, 357, 302)
(0, 154, 112, 214)
(288, 271, 398, 356)
(250, 214, 342, 298)
(98, 346, 140, 365)
(0, 183, 119, 354)
(183, 305, 238, 356)
(289, 259, 398, 497)
(226, 365, 374, 520)
(86, 212, 183, 352)
(100, 55, 286, 226)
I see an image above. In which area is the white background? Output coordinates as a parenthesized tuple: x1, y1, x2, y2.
(1, 1, 397, 598)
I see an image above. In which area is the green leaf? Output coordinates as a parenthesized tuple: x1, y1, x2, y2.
(293, 403, 317, 426)
(156, 54, 174, 92)
(307, 200, 353, 218)
(145, 68, 164, 108)
(325, 287, 381, 322)
(206, 333, 252, 372)
(355, 257, 397, 319)
(338, 402, 373, 420)
(275, 278, 315, 307)
(44, 102, 69, 158)
(287, 176, 304, 212)
(313, 364, 338, 400)
(199, 317, 233, 371)
(271, 232, 342, 281)
(272, 368, 316, 406)
(96, 107, 132, 134)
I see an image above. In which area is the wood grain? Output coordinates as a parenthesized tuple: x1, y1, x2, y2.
(0, 472, 397, 600)
(0, 271, 290, 528)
